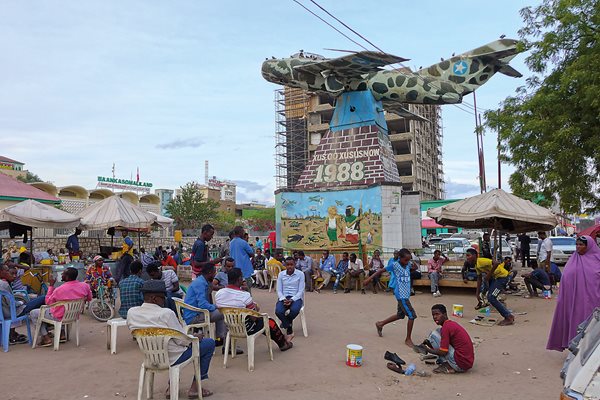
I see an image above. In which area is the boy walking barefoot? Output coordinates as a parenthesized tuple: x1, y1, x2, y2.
(364, 248, 416, 347)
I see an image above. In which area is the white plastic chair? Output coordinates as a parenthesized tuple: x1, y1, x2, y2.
(132, 328, 202, 400)
(275, 302, 308, 338)
(220, 307, 273, 372)
(32, 298, 86, 351)
(106, 317, 128, 354)
(267, 264, 280, 293)
(173, 298, 215, 339)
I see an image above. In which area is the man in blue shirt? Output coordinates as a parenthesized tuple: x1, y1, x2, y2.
(255, 237, 263, 251)
(191, 224, 222, 278)
(522, 261, 552, 298)
(183, 263, 226, 341)
(331, 252, 349, 294)
(65, 228, 82, 257)
(229, 226, 254, 292)
(365, 248, 416, 347)
(315, 250, 336, 292)
(275, 257, 305, 335)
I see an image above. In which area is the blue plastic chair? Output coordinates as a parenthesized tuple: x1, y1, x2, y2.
(0, 290, 32, 352)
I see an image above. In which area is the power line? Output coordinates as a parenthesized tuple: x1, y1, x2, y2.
(290, 0, 369, 52)
(293, 0, 480, 117)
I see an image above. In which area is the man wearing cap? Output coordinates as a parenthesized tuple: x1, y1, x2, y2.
(84, 256, 113, 296)
(127, 280, 215, 398)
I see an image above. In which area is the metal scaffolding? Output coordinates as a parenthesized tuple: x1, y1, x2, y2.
(274, 88, 310, 189)
(411, 103, 445, 200)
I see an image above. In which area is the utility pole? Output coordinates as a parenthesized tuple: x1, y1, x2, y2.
(473, 92, 486, 193)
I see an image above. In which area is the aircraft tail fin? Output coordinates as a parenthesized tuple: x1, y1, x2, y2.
(417, 39, 522, 95)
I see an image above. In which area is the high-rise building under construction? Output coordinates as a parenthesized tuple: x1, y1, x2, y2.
(274, 87, 445, 200)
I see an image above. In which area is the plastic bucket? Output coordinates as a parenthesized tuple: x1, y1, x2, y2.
(452, 304, 464, 317)
(346, 344, 363, 367)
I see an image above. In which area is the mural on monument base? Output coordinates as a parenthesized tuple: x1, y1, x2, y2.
(276, 186, 382, 250)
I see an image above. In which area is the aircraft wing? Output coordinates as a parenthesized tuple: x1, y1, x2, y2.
(383, 102, 428, 122)
(294, 51, 409, 79)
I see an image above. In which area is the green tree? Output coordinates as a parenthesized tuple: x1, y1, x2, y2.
(16, 171, 43, 183)
(485, 0, 600, 213)
(165, 182, 220, 229)
(212, 211, 238, 233)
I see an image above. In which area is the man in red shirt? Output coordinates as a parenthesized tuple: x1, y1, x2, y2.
(421, 304, 474, 374)
(161, 250, 178, 270)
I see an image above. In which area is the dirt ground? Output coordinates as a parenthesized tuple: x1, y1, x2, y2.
(2, 278, 566, 400)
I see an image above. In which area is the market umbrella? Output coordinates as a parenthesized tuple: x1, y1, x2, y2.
(579, 224, 600, 238)
(78, 196, 157, 256)
(78, 196, 157, 230)
(427, 189, 557, 233)
(0, 199, 81, 266)
(148, 212, 174, 229)
(0, 199, 81, 229)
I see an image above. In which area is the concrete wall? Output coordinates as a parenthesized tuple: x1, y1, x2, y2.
(1, 236, 267, 256)
(401, 192, 422, 250)
(380, 185, 403, 260)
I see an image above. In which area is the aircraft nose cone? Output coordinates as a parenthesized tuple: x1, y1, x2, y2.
(442, 92, 461, 103)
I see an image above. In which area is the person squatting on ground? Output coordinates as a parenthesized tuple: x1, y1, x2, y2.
(364, 248, 416, 347)
(417, 304, 474, 374)
(215, 267, 293, 351)
(521, 260, 551, 298)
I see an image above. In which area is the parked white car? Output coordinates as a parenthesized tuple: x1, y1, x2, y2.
(550, 236, 577, 265)
(560, 308, 600, 399)
(436, 238, 472, 254)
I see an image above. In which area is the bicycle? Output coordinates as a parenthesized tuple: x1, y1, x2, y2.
(89, 281, 116, 322)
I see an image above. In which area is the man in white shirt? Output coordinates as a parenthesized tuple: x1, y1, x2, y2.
(275, 257, 305, 335)
(127, 280, 215, 399)
(215, 267, 293, 351)
(537, 231, 553, 272)
(147, 262, 183, 298)
(343, 253, 366, 294)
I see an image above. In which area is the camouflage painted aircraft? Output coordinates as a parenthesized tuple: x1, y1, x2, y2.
(262, 39, 522, 119)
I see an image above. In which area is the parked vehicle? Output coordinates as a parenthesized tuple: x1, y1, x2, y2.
(560, 307, 600, 399)
(550, 236, 577, 265)
(491, 239, 512, 260)
(436, 238, 472, 255)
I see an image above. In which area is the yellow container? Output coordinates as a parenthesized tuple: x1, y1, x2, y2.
(346, 344, 363, 367)
(174, 230, 182, 243)
(452, 304, 464, 318)
(40, 259, 53, 265)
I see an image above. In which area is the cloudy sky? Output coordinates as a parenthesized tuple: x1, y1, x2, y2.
(0, 1, 529, 204)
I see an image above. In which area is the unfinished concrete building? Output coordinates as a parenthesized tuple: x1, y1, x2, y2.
(274, 88, 445, 200)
